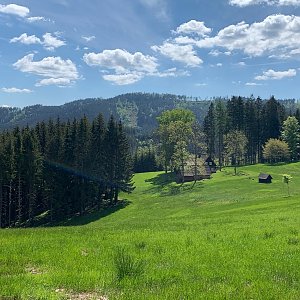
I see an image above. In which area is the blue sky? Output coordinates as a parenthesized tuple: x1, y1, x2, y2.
(1, 0, 300, 107)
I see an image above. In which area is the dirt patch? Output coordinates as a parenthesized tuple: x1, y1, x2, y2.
(25, 266, 44, 275)
(55, 289, 108, 300)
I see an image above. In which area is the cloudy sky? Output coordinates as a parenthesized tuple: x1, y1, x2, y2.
(1, 0, 300, 107)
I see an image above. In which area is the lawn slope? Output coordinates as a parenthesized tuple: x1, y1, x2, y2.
(0, 163, 300, 299)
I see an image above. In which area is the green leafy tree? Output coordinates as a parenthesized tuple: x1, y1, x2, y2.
(157, 109, 195, 173)
(263, 138, 290, 163)
(281, 116, 300, 160)
(282, 174, 292, 196)
(224, 130, 248, 175)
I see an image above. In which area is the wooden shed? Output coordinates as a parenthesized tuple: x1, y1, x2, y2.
(176, 172, 211, 183)
(258, 173, 273, 183)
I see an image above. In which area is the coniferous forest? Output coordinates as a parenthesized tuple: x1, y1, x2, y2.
(0, 114, 134, 228)
(203, 96, 295, 167)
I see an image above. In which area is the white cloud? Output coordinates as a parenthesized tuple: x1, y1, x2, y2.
(195, 83, 208, 86)
(10, 33, 41, 45)
(0, 4, 29, 17)
(173, 36, 198, 45)
(84, 49, 189, 85)
(209, 49, 232, 56)
(245, 82, 263, 86)
(151, 68, 190, 78)
(43, 33, 66, 51)
(196, 14, 300, 58)
(27, 16, 48, 23)
(255, 68, 296, 80)
(229, 0, 300, 6)
(36, 78, 74, 87)
(173, 20, 212, 37)
(13, 54, 79, 87)
(103, 73, 143, 85)
(151, 42, 203, 67)
(209, 50, 222, 57)
(10, 32, 65, 51)
(216, 63, 223, 67)
(1, 87, 32, 93)
(84, 49, 159, 85)
(84, 49, 158, 73)
(237, 61, 246, 66)
(82, 35, 96, 42)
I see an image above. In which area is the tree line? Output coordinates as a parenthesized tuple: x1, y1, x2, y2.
(155, 96, 300, 178)
(202, 96, 300, 167)
(0, 114, 134, 228)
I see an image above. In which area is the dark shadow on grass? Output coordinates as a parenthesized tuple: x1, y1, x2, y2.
(145, 172, 203, 196)
(145, 172, 175, 185)
(31, 199, 131, 227)
(264, 162, 291, 166)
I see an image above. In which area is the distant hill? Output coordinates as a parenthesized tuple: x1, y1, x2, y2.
(0, 93, 211, 134)
(0, 93, 298, 134)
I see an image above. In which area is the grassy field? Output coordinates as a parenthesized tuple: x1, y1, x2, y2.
(0, 163, 300, 299)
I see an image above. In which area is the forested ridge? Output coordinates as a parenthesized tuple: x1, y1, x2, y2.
(3, 93, 297, 135)
(0, 93, 211, 133)
(0, 114, 133, 228)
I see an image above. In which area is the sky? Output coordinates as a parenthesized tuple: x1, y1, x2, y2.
(1, 0, 300, 107)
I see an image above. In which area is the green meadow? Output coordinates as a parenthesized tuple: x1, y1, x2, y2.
(0, 163, 300, 300)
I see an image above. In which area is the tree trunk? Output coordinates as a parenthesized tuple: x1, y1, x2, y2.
(194, 153, 197, 184)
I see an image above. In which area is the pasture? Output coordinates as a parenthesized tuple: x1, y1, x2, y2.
(0, 163, 300, 299)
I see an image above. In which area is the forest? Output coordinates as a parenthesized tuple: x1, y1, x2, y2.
(0, 114, 133, 228)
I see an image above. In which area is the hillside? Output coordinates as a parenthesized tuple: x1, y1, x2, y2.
(0, 93, 211, 134)
(1, 163, 300, 299)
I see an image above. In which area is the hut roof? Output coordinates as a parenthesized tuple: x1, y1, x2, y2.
(204, 156, 216, 166)
(258, 173, 272, 179)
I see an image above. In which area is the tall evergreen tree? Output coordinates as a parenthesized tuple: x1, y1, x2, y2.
(203, 102, 215, 158)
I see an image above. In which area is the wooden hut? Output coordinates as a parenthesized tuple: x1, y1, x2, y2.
(176, 172, 211, 183)
(258, 173, 272, 183)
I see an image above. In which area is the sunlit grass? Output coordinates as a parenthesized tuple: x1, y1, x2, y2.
(1, 163, 300, 299)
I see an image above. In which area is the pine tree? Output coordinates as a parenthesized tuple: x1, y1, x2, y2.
(214, 101, 226, 169)
(114, 121, 134, 203)
(203, 102, 215, 158)
(104, 116, 118, 204)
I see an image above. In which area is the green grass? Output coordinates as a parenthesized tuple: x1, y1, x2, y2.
(1, 163, 300, 299)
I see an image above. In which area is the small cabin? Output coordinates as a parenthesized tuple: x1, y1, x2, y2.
(176, 172, 211, 183)
(204, 157, 217, 173)
(258, 173, 272, 184)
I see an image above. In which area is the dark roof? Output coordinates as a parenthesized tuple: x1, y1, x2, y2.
(204, 157, 217, 166)
(258, 173, 272, 179)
